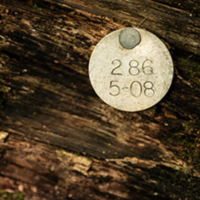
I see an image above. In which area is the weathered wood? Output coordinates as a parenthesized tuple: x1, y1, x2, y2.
(0, 0, 200, 199)
(45, 0, 200, 55)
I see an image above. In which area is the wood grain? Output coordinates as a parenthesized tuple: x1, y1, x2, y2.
(0, 0, 200, 199)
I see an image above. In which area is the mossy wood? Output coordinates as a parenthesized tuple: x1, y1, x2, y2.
(0, 0, 200, 199)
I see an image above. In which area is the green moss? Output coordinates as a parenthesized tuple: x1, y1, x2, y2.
(28, 0, 45, 12)
(0, 190, 24, 200)
(150, 166, 200, 199)
(34, 3, 45, 11)
(168, 118, 200, 169)
(187, 65, 200, 86)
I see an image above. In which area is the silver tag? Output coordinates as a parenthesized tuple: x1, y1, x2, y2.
(89, 28, 174, 112)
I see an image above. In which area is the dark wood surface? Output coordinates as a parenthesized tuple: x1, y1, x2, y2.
(0, 0, 200, 199)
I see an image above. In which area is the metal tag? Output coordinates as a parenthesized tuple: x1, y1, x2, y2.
(88, 27, 174, 112)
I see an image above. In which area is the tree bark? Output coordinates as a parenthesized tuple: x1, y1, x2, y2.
(0, 0, 200, 199)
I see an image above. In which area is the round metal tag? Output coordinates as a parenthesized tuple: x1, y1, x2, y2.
(89, 28, 174, 112)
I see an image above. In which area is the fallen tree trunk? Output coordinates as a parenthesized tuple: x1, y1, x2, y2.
(0, 0, 200, 199)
